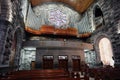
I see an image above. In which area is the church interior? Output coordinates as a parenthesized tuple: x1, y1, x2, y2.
(0, 0, 120, 80)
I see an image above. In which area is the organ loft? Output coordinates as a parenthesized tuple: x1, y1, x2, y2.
(0, 0, 120, 80)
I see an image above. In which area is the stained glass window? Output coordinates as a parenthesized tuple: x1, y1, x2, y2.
(48, 9, 68, 28)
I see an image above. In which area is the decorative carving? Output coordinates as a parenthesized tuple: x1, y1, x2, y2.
(25, 25, 78, 36)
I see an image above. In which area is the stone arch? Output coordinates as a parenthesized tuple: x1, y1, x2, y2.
(9, 27, 24, 68)
(93, 5, 103, 18)
(98, 37, 114, 67)
(97, 0, 114, 26)
(0, 24, 14, 65)
(90, 0, 114, 33)
(93, 33, 114, 67)
(93, 4, 105, 30)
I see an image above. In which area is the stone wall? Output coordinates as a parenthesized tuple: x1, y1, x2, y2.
(23, 40, 93, 69)
(0, 0, 24, 72)
(36, 48, 83, 69)
(19, 49, 36, 70)
(112, 0, 120, 67)
(91, 0, 120, 67)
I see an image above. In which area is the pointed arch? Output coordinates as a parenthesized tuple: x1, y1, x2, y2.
(93, 5, 105, 30)
(9, 27, 24, 68)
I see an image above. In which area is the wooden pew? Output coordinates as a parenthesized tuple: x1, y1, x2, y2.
(71, 62, 89, 80)
(3, 69, 70, 80)
(88, 66, 120, 80)
(2, 77, 81, 80)
(105, 67, 120, 80)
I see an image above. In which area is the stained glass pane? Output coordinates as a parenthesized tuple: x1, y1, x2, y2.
(48, 9, 68, 28)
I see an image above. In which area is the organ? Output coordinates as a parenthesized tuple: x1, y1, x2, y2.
(0, 0, 120, 80)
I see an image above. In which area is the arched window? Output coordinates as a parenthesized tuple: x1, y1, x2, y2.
(98, 37, 114, 67)
(93, 5, 105, 30)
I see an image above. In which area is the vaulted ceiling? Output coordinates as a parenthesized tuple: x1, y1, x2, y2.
(30, 0, 94, 13)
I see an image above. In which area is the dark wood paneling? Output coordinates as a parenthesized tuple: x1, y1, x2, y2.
(72, 59, 80, 71)
(58, 59, 68, 71)
(43, 59, 53, 69)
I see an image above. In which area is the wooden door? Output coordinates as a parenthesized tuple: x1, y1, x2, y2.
(72, 55, 81, 71)
(43, 56, 53, 69)
(31, 61, 35, 70)
(58, 56, 68, 71)
(72, 59, 80, 71)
